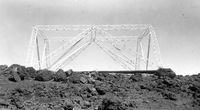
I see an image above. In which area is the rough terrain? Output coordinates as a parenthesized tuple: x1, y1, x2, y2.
(0, 64, 200, 110)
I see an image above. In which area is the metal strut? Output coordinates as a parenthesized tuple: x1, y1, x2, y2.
(26, 27, 38, 67)
(146, 34, 151, 70)
(95, 40, 132, 70)
(35, 24, 150, 31)
(41, 40, 47, 68)
(55, 41, 92, 70)
(55, 28, 96, 70)
(48, 37, 85, 69)
(149, 26, 163, 68)
(33, 28, 91, 67)
(47, 36, 138, 42)
(45, 29, 90, 60)
(37, 30, 50, 68)
(135, 28, 149, 70)
(99, 30, 136, 67)
(36, 36, 41, 69)
(44, 39, 50, 68)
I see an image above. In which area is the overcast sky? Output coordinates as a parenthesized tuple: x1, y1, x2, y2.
(0, 0, 200, 75)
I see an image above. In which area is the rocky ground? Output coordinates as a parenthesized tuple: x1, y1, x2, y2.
(0, 64, 200, 110)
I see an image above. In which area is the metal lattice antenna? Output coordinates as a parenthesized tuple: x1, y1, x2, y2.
(26, 24, 163, 70)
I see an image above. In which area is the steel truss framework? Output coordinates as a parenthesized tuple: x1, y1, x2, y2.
(26, 24, 163, 70)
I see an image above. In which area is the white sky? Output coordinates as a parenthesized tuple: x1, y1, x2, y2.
(0, 0, 200, 75)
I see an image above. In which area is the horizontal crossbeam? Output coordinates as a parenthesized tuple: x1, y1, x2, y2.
(47, 36, 139, 42)
(35, 24, 150, 31)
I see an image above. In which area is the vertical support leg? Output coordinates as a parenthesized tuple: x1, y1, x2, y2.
(41, 40, 47, 69)
(94, 28, 97, 41)
(135, 39, 141, 70)
(45, 39, 50, 68)
(90, 29, 93, 42)
(90, 27, 96, 42)
(149, 25, 163, 68)
(36, 36, 41, 69)
(26, 27, 38, 67)
(139, 42, 145, 69)
(146, 34, 151, 70)
(135, 28, 150, 70)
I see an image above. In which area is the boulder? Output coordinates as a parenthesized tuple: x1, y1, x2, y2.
(129, 73, 143, 82)
(155, 68, 176, 79)
(12, 68, 21, 82)
(26, 67, 36, 78)
(16, 66, 30, 80)
(3, 64, 21, 75)
(162, 91, 177, 100)
(0, 65, 8, 72)
(63, 99, 73, 110)
(69, 73, 86, 84)
(3, 64, 29, 81)
(55, 69, 67, 81)
(98, 98, 126, 110)
(95, 83, 109, 95)
(66, 69, 73, 76)
(35, 69, 54, 81)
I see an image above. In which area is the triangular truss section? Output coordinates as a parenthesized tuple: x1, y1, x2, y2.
(26, 24, 163, 70)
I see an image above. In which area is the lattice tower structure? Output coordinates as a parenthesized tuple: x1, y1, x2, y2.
(26, 24, 163, 71)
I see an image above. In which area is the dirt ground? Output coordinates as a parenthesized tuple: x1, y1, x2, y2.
(0, 64, 200, 110)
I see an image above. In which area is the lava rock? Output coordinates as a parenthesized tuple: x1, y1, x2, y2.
(63, 99, 74, 110)
(87, 77, 96, 84)
(35, 69, 54, 81)
(0, 65, 8, 72)
(15, 65, 30, 80)
(155, 68, 176, 79)
(0, 99, 9, 109)
(63, 105, 73, 110)
(82, 100, 91, 109)
(4, 64, 30, 81)
(12, 68, 21, 82)
(162, 91, 177, 100)
(95, 83, 109, 95)
(66, 69, 73, 76)
(26, 67, 36, 79)
(69, 73, 85, 84)
(55, 69, 67, 81)
(129, 73, 143, 82)
(188, 84, 200, 93)
(80, 77, 87, 84)
(98, 98, 126, 110)
(2, 64, 20, 75)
